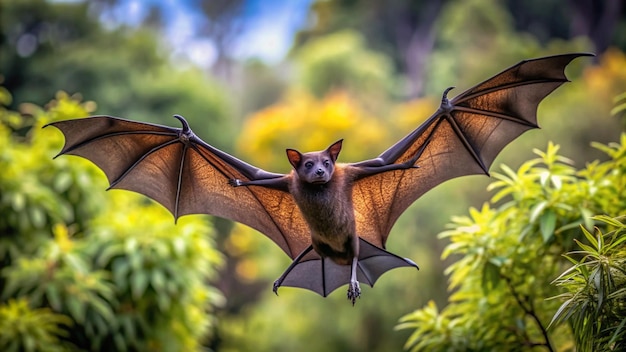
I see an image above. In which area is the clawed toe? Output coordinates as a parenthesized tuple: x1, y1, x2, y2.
(347, 281, 361, 305)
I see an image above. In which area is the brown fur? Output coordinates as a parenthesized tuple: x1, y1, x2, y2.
(288, 165, 358, 265)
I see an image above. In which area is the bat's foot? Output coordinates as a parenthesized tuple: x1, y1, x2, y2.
(347, 281, 361, 305)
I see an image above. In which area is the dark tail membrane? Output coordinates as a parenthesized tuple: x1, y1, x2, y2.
(278, 238, 418, 297)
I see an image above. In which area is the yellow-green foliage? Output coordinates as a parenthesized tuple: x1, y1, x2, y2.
(397, 136, 626, 351)
(0, 89, 223, 351)
(236, 89, 437, 170)
(294, 30, 395, 98)
(551, 215, 626, 351)
(0, 299, 72, 352)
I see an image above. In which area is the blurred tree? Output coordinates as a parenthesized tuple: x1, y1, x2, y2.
(506, 0, 625, 55)
(197, 0, 246, 79)
(293, 30, 396, 100)
(295, 0, 448, 98)
(228, 59, 289, 121)
(238, 89, 388, 165)
(0, 0, 233, 148)
(0, 88, 223, 351)
(294, 0, 625, 97)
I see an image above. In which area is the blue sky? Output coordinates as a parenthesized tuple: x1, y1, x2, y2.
(96, 0, 314, 66)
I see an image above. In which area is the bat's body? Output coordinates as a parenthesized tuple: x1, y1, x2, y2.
(46, 53, 592, 304)
(230, 140, 419, 302)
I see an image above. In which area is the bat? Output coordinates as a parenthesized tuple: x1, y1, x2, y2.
(45, 53, 591, 304)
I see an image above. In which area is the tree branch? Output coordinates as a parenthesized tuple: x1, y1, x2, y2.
(501, 273, 555, 352)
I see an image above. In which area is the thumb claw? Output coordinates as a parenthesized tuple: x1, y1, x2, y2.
(272, 280, 280, 296)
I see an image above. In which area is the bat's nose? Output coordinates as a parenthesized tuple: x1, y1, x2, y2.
(316, 169, 325, 176)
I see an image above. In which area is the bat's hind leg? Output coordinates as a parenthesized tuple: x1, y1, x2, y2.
(347, 256, 361, 305)
(273, 245, 314, 294)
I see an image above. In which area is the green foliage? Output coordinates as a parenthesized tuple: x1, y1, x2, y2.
(219, 89, 441, 352)
(227, 48, 625, 352)
(425, 0, 592, 96)
(551, 215, 626, 351)
(398, 137, 626, 351)
(3, 1, 626, 351)
(613, 92, 626, 129)
(0, 88, 223, 351)
(0, 299, 73, 352)
(293, 30, 395, 98)
(1, 0, 234, 148)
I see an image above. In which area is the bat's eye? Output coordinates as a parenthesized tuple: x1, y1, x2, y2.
(324, 160, 330, 168)
(305, 161, 314, 169)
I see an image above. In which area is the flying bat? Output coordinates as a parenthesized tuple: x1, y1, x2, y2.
(46, 53, 591, 304)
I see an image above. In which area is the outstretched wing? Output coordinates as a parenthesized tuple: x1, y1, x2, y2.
(351, 53, 593, 248)
(45, 115, 311, 258)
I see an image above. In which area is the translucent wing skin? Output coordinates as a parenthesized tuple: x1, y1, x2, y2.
(279, 238, 417, 297)
(45, 115, 311, 258)
(351, 53, 593, 248)
(46, 53, 591, 299)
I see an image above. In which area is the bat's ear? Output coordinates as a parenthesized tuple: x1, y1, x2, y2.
(286, 149, 302, 169)
(326, 139, 343, 162)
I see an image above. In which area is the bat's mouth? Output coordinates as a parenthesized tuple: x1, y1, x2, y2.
(309, 178, 329, 185)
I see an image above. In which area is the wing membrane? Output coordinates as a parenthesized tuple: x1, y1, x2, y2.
(46, 116, 311, 258)
(352, 53, 593, 248)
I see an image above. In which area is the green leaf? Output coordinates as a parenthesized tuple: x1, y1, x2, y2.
(580, 208, 594, 229)
(66, 252, 86, 271)
(606, 232, 626, 252)
(96, 243, 124, 267)
(580, 226, 600, 251)
(550, 175, 562, 189)
(592, 215, 624, 228)
(89, 296, 115, 324)
(29, 207, 46, 229)
(574, 239, 598, 256)
(66, 298, 86, 324)
(46, 285, 62, 311)
(529, 201, 548, 223)
(113, 332, 127, 352)
(488, 256, 507, 267)
(151, 269, 166, 293)
(481, 261, 501, 292)
(608, 318, 626, 346)
(112, 258, 130, 288)
(540, 210, 557, 243)
(610, 102, 626, 116)
(11, 192, 25, 211)
(157, 292, 171, 311)
(53, 172, 73, 192)
(130, 271, 148, 299)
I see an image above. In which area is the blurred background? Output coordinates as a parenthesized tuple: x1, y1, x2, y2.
(1, 0, 625, 351)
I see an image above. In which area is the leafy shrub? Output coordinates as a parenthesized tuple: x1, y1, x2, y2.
(0, 89, 223, 351)
(398, 135, 626, 351)
(551, 215, 626, 351)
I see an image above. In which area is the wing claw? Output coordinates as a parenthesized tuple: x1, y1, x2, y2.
(228, 179, 243, 187)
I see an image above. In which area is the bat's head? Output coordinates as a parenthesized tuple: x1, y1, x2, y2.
(286, 140, 342, 184)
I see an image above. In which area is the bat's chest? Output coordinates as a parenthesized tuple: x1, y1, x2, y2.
(292, 184, 356, 257)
